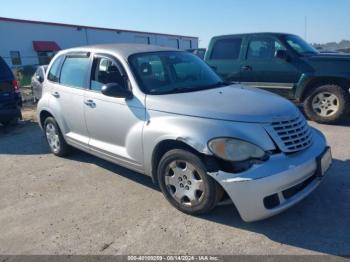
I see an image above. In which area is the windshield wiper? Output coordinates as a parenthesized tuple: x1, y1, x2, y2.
(154, 87, 199, 95)
(152, 81, 231, 95)
(201, 81, 231, 89)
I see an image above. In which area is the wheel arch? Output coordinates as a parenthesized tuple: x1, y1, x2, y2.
(300, 76, 350, 102)
(150, 139, 217, 185)
(39, 110, 54, 129)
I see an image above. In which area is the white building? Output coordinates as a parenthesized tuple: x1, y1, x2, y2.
(0, 17, 198, 67)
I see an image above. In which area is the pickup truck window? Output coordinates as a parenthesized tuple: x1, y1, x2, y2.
(247, 38, 286, 60)
(285, 35, 318, 55)
(210, 38, 242, 60)
(129, 51, 224, 95)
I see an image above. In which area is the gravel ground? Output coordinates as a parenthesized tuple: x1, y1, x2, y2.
(0, 106, 349, 256)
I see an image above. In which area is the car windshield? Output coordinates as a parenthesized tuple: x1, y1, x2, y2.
(284, 35, 319, 55)
(129, 51, 226, 95)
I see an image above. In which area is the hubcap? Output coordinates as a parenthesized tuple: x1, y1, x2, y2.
(312, 92, 340, 117)
(164, 161, 205, 207)
(46, 123, 60, 153)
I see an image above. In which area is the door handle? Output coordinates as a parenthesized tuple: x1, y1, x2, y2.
(241, 65, 253, 71)
(84, 99, 96, 108)
(51, 91, 60, 98)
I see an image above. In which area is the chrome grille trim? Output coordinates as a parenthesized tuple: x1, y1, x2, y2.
(265, 114, 313, 153)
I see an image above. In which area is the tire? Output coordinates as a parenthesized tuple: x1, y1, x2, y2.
(304, 84, 349, 124)
(44, 117, 71, 157)
(157, 149, 223, 215)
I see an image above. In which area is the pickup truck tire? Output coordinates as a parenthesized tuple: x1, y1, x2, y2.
(304, 84, 349, 124)
(44, 117, 71, 157)
(158, 149, 223, 215)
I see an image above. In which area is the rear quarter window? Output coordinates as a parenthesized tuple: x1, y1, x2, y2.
(48, 55, 64, 82)
(210, 38, 243, 60)
(0, 57, 14, 80)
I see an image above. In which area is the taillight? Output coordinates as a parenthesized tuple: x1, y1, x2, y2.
(12, 80, 20, 93)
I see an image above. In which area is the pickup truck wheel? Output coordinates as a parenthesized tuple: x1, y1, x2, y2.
(44, 117, 71, 157)
(157, 149, 222, 215)
(304, 84, 349, 124)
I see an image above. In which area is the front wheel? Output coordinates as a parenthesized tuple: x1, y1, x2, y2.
(304, 84, 349, 124)
(157, 149, 223, 215)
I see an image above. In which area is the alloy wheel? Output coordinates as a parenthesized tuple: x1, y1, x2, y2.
(46, 123, 60, 153)
(312, 92, 340, 117)
(164, 160, 205, 207)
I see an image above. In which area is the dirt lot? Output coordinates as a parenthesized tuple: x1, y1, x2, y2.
(0, 105, 349, 256)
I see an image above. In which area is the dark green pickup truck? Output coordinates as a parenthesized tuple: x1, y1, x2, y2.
(205, 33, 350, 124)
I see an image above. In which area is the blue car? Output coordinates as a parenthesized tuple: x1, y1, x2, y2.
(0, 57, 22, 126)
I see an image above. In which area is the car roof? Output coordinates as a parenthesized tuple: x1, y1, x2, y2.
(59, 44, 180, 60)
(212, 32, 297, 39)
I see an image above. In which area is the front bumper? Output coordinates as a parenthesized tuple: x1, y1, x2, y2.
(208, 128, 330, 222)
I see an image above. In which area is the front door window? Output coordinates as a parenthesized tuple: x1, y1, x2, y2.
(90, 57, 125, 92)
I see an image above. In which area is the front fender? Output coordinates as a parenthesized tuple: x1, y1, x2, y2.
(142, 110, 276, 177)
(296, 73, 350, 101)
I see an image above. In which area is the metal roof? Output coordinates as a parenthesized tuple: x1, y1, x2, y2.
(0, 16, 198, 39)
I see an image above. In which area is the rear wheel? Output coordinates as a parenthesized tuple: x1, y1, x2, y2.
(157, 149, 222, 215)
(44, 117, 71, 157)
(304, 84, 349, 124)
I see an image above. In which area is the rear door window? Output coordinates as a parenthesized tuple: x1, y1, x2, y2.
(60, 56, 90, 88)
(210, 38, 242, 60)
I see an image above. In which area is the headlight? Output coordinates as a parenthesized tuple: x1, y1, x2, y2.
(208, 138, 266, 162)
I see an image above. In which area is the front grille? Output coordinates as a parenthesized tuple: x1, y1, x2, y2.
(265, 114, 313, 153)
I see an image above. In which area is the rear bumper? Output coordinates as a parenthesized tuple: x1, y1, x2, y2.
(0, 108, 22, 122)
(209, 128, 330, 222)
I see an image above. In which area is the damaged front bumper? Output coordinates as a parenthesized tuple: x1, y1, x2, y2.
(208, 128, 331, 222)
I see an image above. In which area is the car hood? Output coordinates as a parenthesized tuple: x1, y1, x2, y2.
(307, 53, 350, 61)
(146, 85, 300, 123)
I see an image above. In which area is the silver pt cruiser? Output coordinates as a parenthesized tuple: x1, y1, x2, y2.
(37, 44, 332, 222)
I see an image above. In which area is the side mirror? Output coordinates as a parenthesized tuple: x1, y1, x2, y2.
(36, 75, 44, 83)
(101, 83, 133, 99)
(275, 50, 288, 60)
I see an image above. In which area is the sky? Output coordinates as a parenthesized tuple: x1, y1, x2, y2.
(0, 0, 349, 47)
